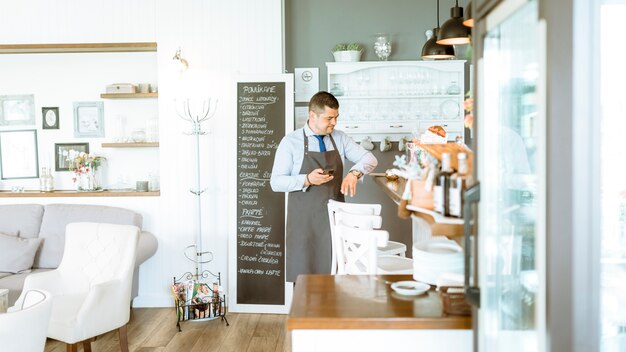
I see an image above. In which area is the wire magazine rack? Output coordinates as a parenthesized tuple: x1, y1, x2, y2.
(172, 269, 229, 331)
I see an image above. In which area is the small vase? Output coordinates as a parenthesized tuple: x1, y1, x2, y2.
(78, 169, 100, 191)
(374, 33, 391, 61)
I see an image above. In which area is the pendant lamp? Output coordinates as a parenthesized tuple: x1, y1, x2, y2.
(437, 0, 471, 45)
(421, 0, 455, 59)
(463, 1, 474, 28)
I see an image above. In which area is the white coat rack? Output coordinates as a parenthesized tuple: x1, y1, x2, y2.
(175, 98, 218, 278)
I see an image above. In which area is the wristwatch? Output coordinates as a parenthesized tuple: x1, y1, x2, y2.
(349, 169, 363, 179)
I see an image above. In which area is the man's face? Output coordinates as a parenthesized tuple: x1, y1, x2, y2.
(309, 106, 338, 135)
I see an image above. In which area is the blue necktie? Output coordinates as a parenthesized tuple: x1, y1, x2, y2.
(314, 135, 326, 152)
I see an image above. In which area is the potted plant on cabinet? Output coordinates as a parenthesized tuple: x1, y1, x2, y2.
(332, 43, 363, 62)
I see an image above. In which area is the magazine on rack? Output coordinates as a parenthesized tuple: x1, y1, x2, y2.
(171, 280, 224, 320)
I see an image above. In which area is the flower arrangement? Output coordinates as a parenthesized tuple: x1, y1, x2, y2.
(67, 151, 105, 186)
(463, 91, 474, 129)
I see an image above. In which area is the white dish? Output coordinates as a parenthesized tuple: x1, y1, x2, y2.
(390, 281, 430, 296)
(440, 99, 460, 119)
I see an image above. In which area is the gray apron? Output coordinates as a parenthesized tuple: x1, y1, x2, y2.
(286, 130, 344, 282)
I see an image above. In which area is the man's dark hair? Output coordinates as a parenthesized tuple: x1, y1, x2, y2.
(309, 91, 339, 114)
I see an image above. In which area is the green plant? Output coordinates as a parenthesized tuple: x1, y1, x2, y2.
(332, 43, 362, 52)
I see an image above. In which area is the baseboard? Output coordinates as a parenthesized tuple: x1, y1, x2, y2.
(132, 294, 174, 308)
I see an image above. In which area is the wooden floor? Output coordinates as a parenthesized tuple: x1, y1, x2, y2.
(44, 308, 291, 352)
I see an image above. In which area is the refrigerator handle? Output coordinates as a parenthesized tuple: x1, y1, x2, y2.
(463, 182, 480, 308)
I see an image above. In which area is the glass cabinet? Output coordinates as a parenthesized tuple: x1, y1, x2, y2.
(326, 61, 467, 142)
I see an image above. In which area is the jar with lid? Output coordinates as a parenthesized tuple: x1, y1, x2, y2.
(446, 81, 461, 95)
(330, 82, 345, 96)
(39, 167, 54, 192)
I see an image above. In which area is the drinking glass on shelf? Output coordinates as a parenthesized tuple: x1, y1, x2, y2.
(388, 70, 398, 95)
(115, 115, 128, 142)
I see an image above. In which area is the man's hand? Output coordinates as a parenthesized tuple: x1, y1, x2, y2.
(341, 172, 359, 197)
(305, 168, 334, 186)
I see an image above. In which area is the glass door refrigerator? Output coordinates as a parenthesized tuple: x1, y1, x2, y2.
(465, 0, 547, 351)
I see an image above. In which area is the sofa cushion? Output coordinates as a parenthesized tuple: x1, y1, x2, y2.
(35, 204, 143, 269)
(0, 233, 42, 273)
(0, 204, 44, 239)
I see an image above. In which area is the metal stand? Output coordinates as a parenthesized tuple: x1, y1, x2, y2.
(172, 98, 228, 331)
(172, 272, 229, 331)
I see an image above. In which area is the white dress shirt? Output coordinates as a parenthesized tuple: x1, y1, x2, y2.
(270, 123, 377, 192)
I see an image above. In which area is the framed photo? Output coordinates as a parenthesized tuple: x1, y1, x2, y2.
(0, 129, 39, 179)
(42, 107, 60, 129)
(55, 143, 89, 172)
(73, 102, 104, 137)
(0, 94, 36, 126)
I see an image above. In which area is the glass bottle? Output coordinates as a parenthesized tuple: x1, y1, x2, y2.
(433, 153, 454, 215)
(449, 153, 472, 217)
(39, 167, 54, 192)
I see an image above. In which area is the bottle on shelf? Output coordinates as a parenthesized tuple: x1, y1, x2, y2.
(39, 167, 54, 192)
(433, 152, 454, 216)
(448, 152, 473, 218)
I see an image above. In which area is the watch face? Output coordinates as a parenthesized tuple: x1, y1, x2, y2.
(42, 107, 59, 129)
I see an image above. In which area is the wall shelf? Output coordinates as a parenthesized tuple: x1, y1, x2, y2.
(0, 190, 160, 198)
(100, 92, 158, 99)
(0, 42, 157, 54)
(101, 142, 159, 148)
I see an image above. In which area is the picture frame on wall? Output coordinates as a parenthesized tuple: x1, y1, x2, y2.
(73, 101, 104, 137)
(0, 129, 39, 179)
(54, 143, 89, 172)
(0, 94, 36, 126)
(42, 107, 60, 129)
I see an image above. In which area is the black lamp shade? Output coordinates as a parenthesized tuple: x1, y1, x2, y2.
(463, 1, 474, 28)
(437, 4, 471, 45)
(421, 28, 455, 59)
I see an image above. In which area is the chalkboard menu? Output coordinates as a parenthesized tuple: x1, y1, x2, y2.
(236, 82, 286, 305)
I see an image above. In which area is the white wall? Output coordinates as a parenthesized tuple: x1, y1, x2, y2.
(0, 0, 284, 307)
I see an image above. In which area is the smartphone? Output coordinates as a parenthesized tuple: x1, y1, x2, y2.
(322, 169, 335, 176)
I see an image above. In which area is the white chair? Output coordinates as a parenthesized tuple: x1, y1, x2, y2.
(328, 199, 406, 274)
(334, 222, 413, 275)
(327, 199, 407, 274)
(14, 222, 139, 352)
(1, 289, 52, 352)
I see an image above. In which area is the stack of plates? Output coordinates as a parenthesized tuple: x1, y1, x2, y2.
(412, 238, 464, 285)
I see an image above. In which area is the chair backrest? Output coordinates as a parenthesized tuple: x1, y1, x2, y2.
(334, 211, 383, 274)
(335, 223, 389, 275)
(0, 289, 52, 352)
(327, 200, 382, 274)
(59, 222, 139, 297)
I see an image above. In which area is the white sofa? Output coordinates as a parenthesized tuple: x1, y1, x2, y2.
(0, 204, 158, 306)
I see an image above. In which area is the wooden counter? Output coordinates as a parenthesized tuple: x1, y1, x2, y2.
(288, 274, 470, 330)
(288, 274, 472, 352)
(0, 190, 160, 198)
(372, 176, 464, 237)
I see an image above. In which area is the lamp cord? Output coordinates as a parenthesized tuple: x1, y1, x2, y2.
(437, 0, 440, 28)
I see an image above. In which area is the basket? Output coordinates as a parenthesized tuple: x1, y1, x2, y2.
(440, 286, 472, 316)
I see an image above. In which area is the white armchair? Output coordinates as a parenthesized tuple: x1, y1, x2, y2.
(14, 222, 139, 352)
(0, 289, 52, 352)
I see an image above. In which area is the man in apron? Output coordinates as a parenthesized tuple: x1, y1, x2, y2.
(270, 91, 377, 284)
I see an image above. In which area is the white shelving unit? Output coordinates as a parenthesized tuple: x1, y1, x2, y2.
(326, 60, 467, 142)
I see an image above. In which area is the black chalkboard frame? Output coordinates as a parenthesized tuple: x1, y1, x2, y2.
(229, 74, 294, 314)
